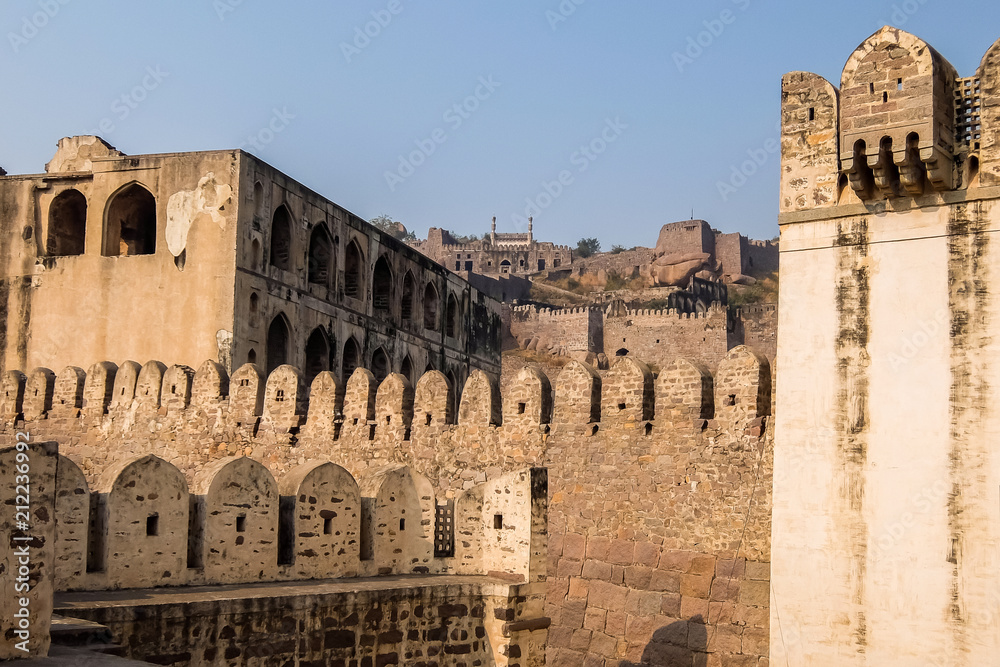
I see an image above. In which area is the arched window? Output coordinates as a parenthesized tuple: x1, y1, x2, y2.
(247, 348, 257, 365)
(499, 259, 511, 274)
(372, 256, 393, 315)
(266, 314, 291, 376)
(371, 347, 389, 384)
(342, 337, 361, 382)
(104, 183, 156, 256)
(423, 283, 439, 330)
(447, 370, 460, 419)
(304, 328, 330, 386)
(401, 271, 416, 323)
(308, 224, 333, 287)
(446, 293, 459, 338)
(249, 293, 259, 327)
(399, 355, 413, 385)
(47, 189, 87, 256)
(269, 205, 292, 271)
(251, 238, 261, 271)
(253, 181, 265, 218)
(344, 240, 363, 299)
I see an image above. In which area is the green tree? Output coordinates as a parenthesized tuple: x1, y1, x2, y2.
(576, 237, 601, 258)
(369, 214, 416, 242)
(611, 244, 625, 254)
(447, 230, 480, 244)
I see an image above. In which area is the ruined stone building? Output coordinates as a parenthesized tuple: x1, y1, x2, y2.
(774, 27, 1000, 665)
(646, 220, 778, 288)
(0, 136, 501, 393)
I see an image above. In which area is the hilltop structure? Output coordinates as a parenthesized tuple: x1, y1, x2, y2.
(774, 26, 1000, 665)
(413, 217, 574, 277)
(647, 220, 778, 287)
(0, 136, 501, 392)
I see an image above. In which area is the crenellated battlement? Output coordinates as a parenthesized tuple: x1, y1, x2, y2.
(623, 302, 727, 320)
(2, 346, 768, 444)
(781, 26, 1000, 214)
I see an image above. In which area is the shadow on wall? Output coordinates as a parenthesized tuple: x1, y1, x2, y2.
(621, 616, 708, 667)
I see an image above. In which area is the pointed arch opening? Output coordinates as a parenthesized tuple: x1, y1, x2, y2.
(253, 181, 265, 218)
(304, 328, 331, 386)
(249, 292, 260, 327)
(104, 183, 156, 256)
(399, 355, 413, 385)
(48, 189, 87, 256)
(401, 271, 416, 323)
(446, 293, 460, 338)
(308, 224, 333, 288)
(266, 314, 291, 376)
(423, 282, 439, 331)
(372, 256, 393, 315)
(371, 347, 389, 385)
(344, 239, 363, 299)
(342, 337, 361, 383)
(269, 205, 292, 271)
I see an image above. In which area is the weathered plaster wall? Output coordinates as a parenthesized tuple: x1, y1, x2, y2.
(0, 148, 239, 374)
(774, 26, 1000, 666)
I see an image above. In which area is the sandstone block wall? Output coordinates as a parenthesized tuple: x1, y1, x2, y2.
(508, 306, 603, 356)
(57, 580, 540, 667)
(604, 306, 731, 372)
(731, 305, 777, 364)
(0, 344, 773, 666)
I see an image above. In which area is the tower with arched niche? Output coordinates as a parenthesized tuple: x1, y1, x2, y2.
(775, 27, 1000, 666)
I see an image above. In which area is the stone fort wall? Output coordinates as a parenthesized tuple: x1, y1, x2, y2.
(1, 345, 773, 666)
(509, 302, 754, 373)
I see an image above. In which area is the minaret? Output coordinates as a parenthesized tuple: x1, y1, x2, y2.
(528, 216, 533, 244)
(490, 216, 496, 245)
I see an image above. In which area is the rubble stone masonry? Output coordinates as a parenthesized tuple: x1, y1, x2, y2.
(0, 342, 773, 666)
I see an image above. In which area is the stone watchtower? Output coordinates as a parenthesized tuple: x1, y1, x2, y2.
(774, 27, 1000, 665)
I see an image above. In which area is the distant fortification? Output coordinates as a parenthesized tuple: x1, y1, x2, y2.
(507, 298, 776, 371)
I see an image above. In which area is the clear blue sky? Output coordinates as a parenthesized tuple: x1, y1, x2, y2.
(3, 1, 999, 248)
